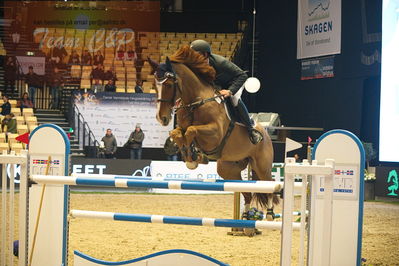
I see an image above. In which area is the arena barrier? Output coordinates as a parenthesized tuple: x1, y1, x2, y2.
(0, 124, 365, 266)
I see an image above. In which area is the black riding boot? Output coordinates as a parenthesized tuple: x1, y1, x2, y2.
(235, 99, 263, 144)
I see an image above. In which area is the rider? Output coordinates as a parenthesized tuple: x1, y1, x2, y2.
(190, 39, 263, 144)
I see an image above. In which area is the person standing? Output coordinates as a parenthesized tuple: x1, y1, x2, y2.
(49, 66, 64, 109)
(25, 66, 41, 105)
(101, 129, 117, 159)
(125, 124, 145, 159)
(4, 56, 17, 97)
(164, 136, 179, 161)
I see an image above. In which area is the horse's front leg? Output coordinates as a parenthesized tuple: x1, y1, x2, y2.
(170, 127, 188, 160)
(184, 124, 218, 168)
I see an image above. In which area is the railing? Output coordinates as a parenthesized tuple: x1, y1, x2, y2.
(69, 100, 100, 157)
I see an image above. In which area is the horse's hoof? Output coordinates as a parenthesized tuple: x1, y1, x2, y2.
(244, 228, 256, 237)
(186, 161, 198, 170)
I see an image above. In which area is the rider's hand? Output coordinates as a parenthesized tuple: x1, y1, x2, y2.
(219, 90, 232, 98)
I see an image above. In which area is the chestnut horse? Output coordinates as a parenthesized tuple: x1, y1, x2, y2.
(150, 46, 278, 218)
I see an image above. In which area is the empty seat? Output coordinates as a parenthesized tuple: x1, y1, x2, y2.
(0, 133, 6, 143)
(8, 134, 19, 145)
(28, 124, 37, 132)
(0, 143, 9, 154)
(17, 124, 28, 135)
(10, 143, 24, 155)
(15, 116, 25, 125)
(11, 108, 21, 116)
(22, 108, 34, 117)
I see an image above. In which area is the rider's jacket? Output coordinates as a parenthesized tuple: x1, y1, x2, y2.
(209, 54, 248, 95)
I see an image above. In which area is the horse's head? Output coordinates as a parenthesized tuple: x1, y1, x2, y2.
(149, 57, 179, 126)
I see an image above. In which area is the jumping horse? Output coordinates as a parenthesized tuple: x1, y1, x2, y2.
(150, 46, 279, 220)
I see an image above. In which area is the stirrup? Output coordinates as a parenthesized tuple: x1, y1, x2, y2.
(249, 128, 263, 144)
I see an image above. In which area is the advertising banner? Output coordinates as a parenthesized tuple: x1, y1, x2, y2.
(301, 56, 334, 80)
(297, 0, 341, 59)
(74, 91, 174, 148)
(375, 166, 399, 199)
(15, 56, 46, 75)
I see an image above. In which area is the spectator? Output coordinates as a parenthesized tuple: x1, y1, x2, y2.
(10, 15, 22, 48)
(164, 137, 179, 161)
(93, 50, 104, 65)
(1, 96, 11, 116)
(4, 56, 17, 97)
(25, 66, 41, 105)
(2, 113, 17, 134)
(49, 66, 64, 109)
(294, 153, 301, 163)
(104, 66, 117, 82)
(104, 80, 116, 92)
(101, 129, 117, 159)
(68, 50, 80, 65)
(81, 50, 92, 65)
(51, 43, 68, 66)
(135, 80, 144, 93)
(20, 92, 34, 111)
(90, 64, 104, 84)
(124, 124, 145, 159)
(126, 45, 137, 61)
(91, 79, 104, 93)
(116, 47, 125, 60)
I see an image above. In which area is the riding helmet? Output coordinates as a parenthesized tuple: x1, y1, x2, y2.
(190, 40, 211, 54)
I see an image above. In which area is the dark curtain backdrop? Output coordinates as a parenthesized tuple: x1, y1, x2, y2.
(255, 0, 381, 145)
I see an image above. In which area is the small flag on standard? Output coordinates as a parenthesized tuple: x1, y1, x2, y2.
(285, 137, 302, 153)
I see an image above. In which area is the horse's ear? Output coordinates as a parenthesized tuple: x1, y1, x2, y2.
(148, 56, 159, 75)
(165, 57, 173, 71)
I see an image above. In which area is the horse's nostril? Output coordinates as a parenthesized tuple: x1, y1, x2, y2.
(162, 117, 168, 125)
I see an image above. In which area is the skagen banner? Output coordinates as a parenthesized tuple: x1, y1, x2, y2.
(297, 0, 342, 59)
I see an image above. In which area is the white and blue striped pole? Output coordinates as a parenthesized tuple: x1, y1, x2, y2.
(31, 175, 284, 193)
(70, 210, 301, 231)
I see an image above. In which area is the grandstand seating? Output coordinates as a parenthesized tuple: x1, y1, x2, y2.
(33, 28, 243, 93)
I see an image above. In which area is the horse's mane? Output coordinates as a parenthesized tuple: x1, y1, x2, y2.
(169, 45, 216, 83)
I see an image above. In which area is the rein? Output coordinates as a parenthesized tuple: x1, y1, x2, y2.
(174, 94, 223, 113)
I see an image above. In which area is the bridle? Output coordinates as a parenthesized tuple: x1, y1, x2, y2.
(155, 71, 181, 104)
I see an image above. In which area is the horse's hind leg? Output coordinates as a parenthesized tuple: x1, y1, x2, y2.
(217, 160, 252, 211)
(250, 155, 280, 221)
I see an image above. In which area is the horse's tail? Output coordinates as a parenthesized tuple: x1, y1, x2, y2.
(251, 170, 280, 209)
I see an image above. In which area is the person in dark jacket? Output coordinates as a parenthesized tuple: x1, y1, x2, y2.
(124, 124, 145, 159)
(25, 66, 41, 105)
(190, 39, 263, 144)
(164, 137, 179, 161)
(93, 50, 104, 65)
(1, 96, 11, 116)
(101, 129, 117, 159)
(81, 50, 92, 65)
(68, 50, 80, 65)
(104, 66, 117, 82)
(90, 64, 105, 85)
(104, 80, 116, 92)
(49, 66, 64, 109)
(4, 56, 17, 97)
(135, 80, 143, 93)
